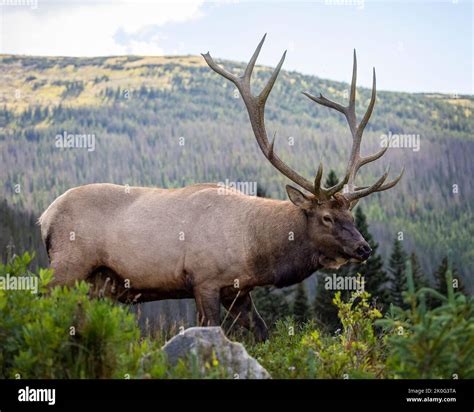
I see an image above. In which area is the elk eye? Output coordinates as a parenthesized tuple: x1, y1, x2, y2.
(322, 215, 333, 225)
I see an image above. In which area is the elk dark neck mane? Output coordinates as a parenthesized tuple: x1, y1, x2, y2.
(248, 198, 319, 288)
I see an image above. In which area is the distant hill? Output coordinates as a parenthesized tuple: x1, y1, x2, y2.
(0, 54, 473, 291)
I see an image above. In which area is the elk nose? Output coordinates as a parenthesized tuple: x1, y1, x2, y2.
(354, 243, 372, 261)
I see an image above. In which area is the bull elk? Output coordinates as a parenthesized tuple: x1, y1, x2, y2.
(39, 35, 402, 341)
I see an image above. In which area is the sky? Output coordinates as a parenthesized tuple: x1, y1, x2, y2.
(0, 0, 472, 94)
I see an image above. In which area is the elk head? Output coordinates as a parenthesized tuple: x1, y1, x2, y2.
(203, 35, 403, 270)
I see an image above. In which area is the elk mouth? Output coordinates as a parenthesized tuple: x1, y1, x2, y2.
(344, 245, 372, 263)
(318, 254, 350, 270)
(317, 246, 370, 270)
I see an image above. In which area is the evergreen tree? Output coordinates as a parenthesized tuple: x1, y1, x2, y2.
(292, 282, 310, 324)
(313, 273, 340, 331)
(388, 237, 407, 307)
(409, 251, 428, 290)
(325, 169, 339, 187)
(433, 256, 449, 296)
(452, 266, 466, 295)
(351, 207, 390, 309)
(252, 287, 291, 327)
(430, 259, 466, 309)
(431, 257, 469, 306)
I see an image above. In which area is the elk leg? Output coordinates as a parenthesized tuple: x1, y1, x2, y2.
(194, 287, 221, 327)
(222, 293, 268, 342)
(48, 256, 93, 288)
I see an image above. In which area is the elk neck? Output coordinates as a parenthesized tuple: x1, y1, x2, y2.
(247, 198, 320, 288)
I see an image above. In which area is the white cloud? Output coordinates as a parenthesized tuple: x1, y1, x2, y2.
(0, 0, 206, 56)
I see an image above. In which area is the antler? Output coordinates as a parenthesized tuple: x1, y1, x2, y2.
(203, 35, 403, 204)
(303, 50, 404, 204)
(203, 34, 320, 196)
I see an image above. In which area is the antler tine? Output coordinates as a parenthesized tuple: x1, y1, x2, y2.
(354, 167, 405, 192)
(349, 49, 357, 112)
(243, 34, 266, 82)
(202, 53, 238, 84)
(358, 145, 389, 169)
(356, 67, 376, 140)
(314, 163, 324, 197)
(259, 50, 286, 105)
(312, 163, 349, 201)
(302, 91, 346, 115)
(344, 167, 389, 202)
(203, 35, 316, 194)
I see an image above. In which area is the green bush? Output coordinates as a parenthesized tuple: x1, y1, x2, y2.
(251, 270, 473, 379)
(1, 253, 472, 379)
(248, 319, 318, 378)
(376, 266, 474, 378)
(0, 253, 230, 379)
(250, 288, 385, 379)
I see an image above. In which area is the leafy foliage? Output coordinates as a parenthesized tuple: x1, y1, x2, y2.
(251, 289, 385, 379)
(1, 253, 472, 379)
(0, 253, 230, 379)
(376, 263, 474, 378)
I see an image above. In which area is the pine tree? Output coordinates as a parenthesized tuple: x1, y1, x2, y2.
(452, 266, 466, 295)
(388, 237, 407, 307)
(252, 286, 291, 327)
(325, 169, 339, 187)
(292, 282, 310, 324)
(433, 256, 449, 296)
(313, 273, 340, 331)
(430, 259, 466, 309)
(409, 251, 428, 290)
(351, 206, 390, 309)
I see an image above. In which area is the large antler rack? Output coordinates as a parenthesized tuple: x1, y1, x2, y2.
(203, 34, 403, 205)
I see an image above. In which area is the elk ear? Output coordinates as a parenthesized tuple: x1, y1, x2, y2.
(286, 185, 313, 210)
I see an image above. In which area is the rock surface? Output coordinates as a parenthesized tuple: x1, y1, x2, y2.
(162, 326, 271, 379)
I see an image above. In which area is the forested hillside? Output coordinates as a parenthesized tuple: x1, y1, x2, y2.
(0, 54, 472, 298)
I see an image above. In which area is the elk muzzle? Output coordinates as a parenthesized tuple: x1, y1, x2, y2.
(352, 241, 372, 261)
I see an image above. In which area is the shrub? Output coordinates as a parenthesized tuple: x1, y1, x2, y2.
(2, 253, 472, 379)
(0, 253, 230, 379)
(376, 265, 474, 378)
(249, 319, 319, 378)
(250, 286, 385, 379)
(0, 253, 142, 378)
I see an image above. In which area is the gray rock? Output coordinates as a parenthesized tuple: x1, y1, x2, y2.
(162, 326, 271, 379)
